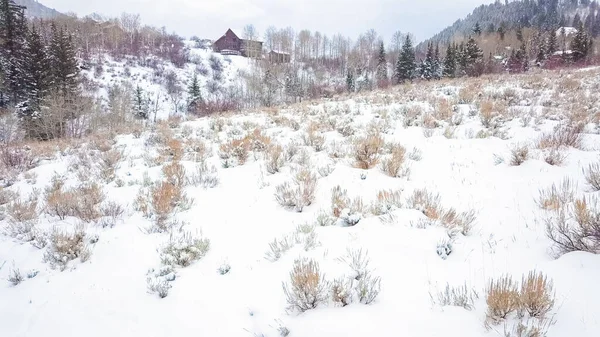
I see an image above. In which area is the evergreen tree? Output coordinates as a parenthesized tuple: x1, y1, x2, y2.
(187, 72, 202, 112)
(432, 44, 441, 80)
(572, 13, 582, 28)
(464, 37, 484, 77)
(420, 42, 435, 80)
(497, 25, 506, 41)
(442, 44, 456, 78)
(48, 24, 80, 97)
(473, 22, 482, 36)
(21, 24, 50, 115)
(346, 69, 355, 92)
(395, 35, 416, 84)
(456, 42, 468, 76)
(375, 41, 388, 87)
(547, 29, 558, 56)
(0, 0, 28, 104)
(520, 43, 529, 72)
(536, 44, 546, 66)
(571, 22, 589, 63)
(516, 27, 524, 42)
(133, 86, 149, 119)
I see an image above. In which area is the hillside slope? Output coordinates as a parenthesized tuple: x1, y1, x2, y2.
(1, 67, 600, 337)
(14, 0, 61, 18)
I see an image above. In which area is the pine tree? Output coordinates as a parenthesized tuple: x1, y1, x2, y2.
(547, 29, 558, 56)
(395, 35, 416, 84)
(456, 42, 468, 76)
(48, 24, 80, 98)
(572, 13, 582, 29)
(187, 72, 202, 112)
(133, 86, 149, 119)
(420, 42, 434, 80)
(497, 25, 506, 41)
(433, 44, 441, 80)
(571, 21, 589, 63)
(464, 37, 484, 77)
(0, 0, 28, 104)
(520, 43, 529, 72)
(21, 24, 50, 115)
(442, 44, 456, 78)
(473, 22, 482, 36)
(375, 41, 388, 87)
(346, 69, 355, 92)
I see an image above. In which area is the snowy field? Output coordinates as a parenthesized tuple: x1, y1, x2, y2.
(1, 67, 600, 337)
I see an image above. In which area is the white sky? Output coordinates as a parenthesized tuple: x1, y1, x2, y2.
(40, 0, 495, 43)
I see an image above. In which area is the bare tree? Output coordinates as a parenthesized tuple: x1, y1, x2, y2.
(120, 13, 141, 46)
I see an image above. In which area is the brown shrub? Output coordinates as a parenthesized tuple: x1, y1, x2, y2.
(480, 100, 497, 128)
(165, 138, 184, 161)
(43, 225, 91, 271)
(510, 144, 530, 166)
(546, 196, 600, 256)
(244, 128, 272, 152)
(98, 149, 122, 183)
(520, 271, 555, 319)
(7, 194, 38, 223)
(162, 162, 187, 187)
(302, 122, 326, 152)
(536, 178, 576, 211)
(440, 209, 477, 235)
(536, 123, 583, 150)
(219, 138, 250, 166)
(184, 138, 210, 162)
(274, 167, 317, 212)
(45, 183, 105, 222)
(331, 185, 350, 218)
(381, 143, 406, 177)
(282, 258, 328, 312)
(353, 133, 384, 169)
(406, 188, 443, 220)
(265, 144, 285, 174)
(151, 181, 184, 226)
(486, 275, 520, 325)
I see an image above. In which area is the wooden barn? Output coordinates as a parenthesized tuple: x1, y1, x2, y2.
(268, 50, 291, 63)
(213, 29, 263, 58)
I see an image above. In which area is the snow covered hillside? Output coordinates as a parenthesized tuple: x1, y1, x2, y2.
(2, 67, 600, 337)
(83, 40, 250, 120)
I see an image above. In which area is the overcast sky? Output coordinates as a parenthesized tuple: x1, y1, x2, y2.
(41, 0, 494, 43)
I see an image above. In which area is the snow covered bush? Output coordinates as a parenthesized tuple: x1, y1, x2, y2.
(371, 189, 403, 216)
(8, 266, 24, 286)
(2, 219, 37, 242)
(98, 149, 123, 183)
(159, 231, 210, 267)
(486, 275, 520, 325)
(149, 181, 191, 231)
(542, 148, 567, 166)
(510, 144, 530, 166)
(584, 162, 600, 191)
(274, 167, 317, 212)
(219, 138, 250, 167)
(381, 143, 406, 177)
(436, 239, 453, 260)
(282, 258, 328, 313)
(331, 278, 354, 307)
(45, 183, 105, 222)
(536, 123, 583, 150)
(545, 197, 600, 256)
(407, 188, 443, 219)
(162, 161, 187, 187)
(536, 178, 576, 211)
(264, 235, 296, 262)
(433, 283, 479, 310)
(354, 272, 381, 305)
(352, 132, 384, 169)
(6, 194, 38, 223)
(186, 161, 219, 188)
(147, 276, 172, 299)
(519, 271, 555, 319)
(302, 123, 326, 152)
(265, 144, 285, 174)
(43, 225, 92, 271)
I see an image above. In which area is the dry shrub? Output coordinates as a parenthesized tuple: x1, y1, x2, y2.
(371, 189, 403, 216)
(440, 208, 477, 235)
(186, 161, 219, 188)
(160, 231, 210, 267)
(302, 122, 326, 152)
(7, 194, 38, 223)
(520, 271, 554, 319)
(458, 85, 476, 104)
(536, 178, 576, 211)
(434, 98, 453, 121)
(98, 149, 122, 183)
(536, 123, 583, 150)
(265, 144, 285, 174)
(545, 196, 600, 256)
(8, 266, 24, 286)
(282, 258, 328, 313)
(510, 144, 530, 166)
(151, 181, 185, 228)
(480, 100, 498, 128)
(45, 183, 105, 222)
(584, 162, 600, 191)
(381, 143, 406, 177)
(331, 278, 354, 307)
(162, 162, 186, 187)
(331, 185, 350, 218)
(165, 138, 184, 161)
(542, 149, 566, 166)
(558, 77, 580, 92)
(407, 188, 443, 219)
(244, 128, 272, 152)
(184, 138, 210, 162)
(0, 187, 16, 205)
(353, 133, 384, 169)
(486, 275, 520, 324)
(43, 225, 91, 271)
(219, 138, 250, 166)
(433, 283, 479, 310)
(0, 145, 37, 173)
(275, 167, 317, 212)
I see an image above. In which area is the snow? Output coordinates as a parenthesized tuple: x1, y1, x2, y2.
(557, 27, 578, 36)
(2, 68, 600, 337)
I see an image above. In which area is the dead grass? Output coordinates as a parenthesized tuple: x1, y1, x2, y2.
(150, 181, 189, 230)
(265, 144, 285, 174)
(480, 100, 497, 128)
(536, 123, 583, 150)
(406, 188, 443, 219)
(352, 133, 384, 169)
(282, 258, 328, 313)
(520, 271, 555, 319)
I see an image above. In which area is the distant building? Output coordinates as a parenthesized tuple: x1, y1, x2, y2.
(213, 29, 263, 58)
(268, 50, 291, 63)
